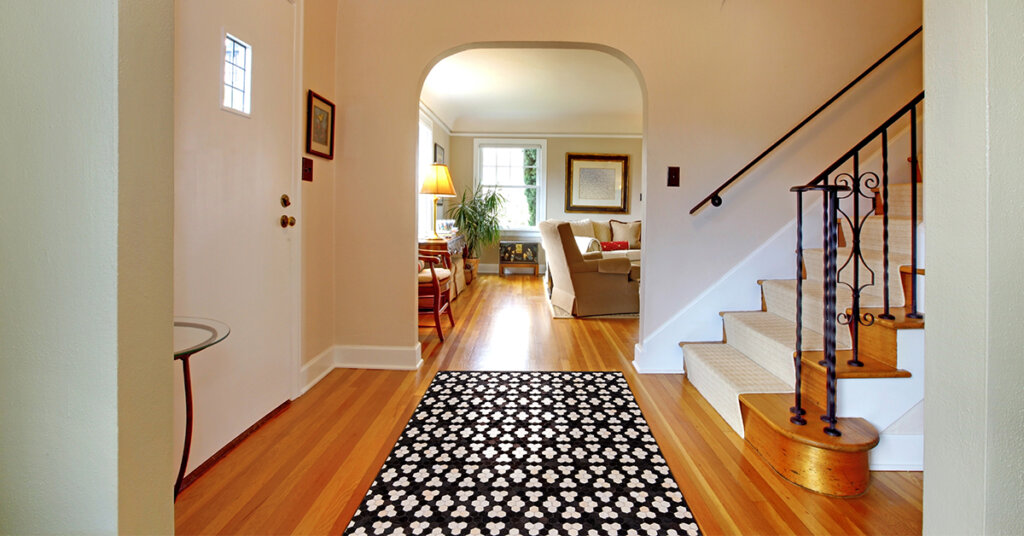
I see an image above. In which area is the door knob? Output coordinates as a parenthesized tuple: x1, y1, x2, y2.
(280, 194, 291, 207)
(280, 215, 296, 228)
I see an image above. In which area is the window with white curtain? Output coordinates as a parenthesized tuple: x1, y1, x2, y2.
(417, 113, 435, 238)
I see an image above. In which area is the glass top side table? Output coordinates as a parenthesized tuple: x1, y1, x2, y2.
(173, 317, 230, 499)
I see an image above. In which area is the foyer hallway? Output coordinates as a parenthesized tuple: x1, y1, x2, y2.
(174, 275, 922, 535)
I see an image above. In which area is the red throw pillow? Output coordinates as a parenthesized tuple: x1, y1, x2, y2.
(600, 241, 629, 251)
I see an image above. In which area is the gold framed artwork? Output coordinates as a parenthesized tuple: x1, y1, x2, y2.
(565, 153, 629, 213)
(306, 90, 335, 159)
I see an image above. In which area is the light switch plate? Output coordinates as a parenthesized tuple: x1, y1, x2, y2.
(301, 157, 313, 182)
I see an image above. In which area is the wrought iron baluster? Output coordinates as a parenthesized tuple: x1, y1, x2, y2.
(822, 186, 842, 437)
(791, 190, 807, 425)
(879, 129, 895, 321)
(907, 105, 923, 319)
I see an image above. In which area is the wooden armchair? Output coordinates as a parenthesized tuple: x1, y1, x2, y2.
(418, 249, 455, 341)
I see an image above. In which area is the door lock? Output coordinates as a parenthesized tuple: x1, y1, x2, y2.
(280, 215, 296, 228)
(280, 194, 291, 207)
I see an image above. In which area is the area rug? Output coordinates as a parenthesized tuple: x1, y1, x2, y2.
(547, 299, 639, 320)
(345, 371, 701, 536)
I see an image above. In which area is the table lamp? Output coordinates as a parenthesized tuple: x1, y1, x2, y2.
(420, 164, 458, 239)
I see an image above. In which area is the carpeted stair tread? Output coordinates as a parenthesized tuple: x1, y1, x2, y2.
(841, 216, 919, 257)
(722, 311, 842, 383)
(803, 248, 909, 306)
(873, 182, 923, 220)
(682, 343, 792, 436)
(761, 280, 885, 346)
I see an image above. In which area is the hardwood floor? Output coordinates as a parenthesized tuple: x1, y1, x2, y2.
(175, 275, 922, 535)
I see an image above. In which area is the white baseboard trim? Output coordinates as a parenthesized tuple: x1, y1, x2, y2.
(298, 343, 423, 395)
(336, 343, 423, 371)
(299, 346, 339, 395)
(869, 433, 924, 471)
(632, 344, 685, 374)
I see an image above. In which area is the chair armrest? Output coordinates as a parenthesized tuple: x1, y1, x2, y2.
(418, 249, 452, 269)
(597, 257, 632, 274)
(582, 251, 603, 261)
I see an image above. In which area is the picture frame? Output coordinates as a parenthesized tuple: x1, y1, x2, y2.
(565, 153, 629, 213)
(306, 90, 335, 159)
(434, 143, 445, 165)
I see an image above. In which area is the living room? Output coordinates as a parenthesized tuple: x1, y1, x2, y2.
(417, 47, 645, 325)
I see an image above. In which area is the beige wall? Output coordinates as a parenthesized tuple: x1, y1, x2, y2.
(117, 0, 176, 531)
(448, 135, 643, 266)
(302, 0, 339, 364)
(924, 0, 1024, 533)
(333, 0, 921, 353)
(0, 0, 174, 532)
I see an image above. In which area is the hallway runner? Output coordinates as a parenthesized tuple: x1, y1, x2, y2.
(345, 371, 701, 536)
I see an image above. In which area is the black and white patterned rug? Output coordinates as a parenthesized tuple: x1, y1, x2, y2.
(345, 371, 701, 536)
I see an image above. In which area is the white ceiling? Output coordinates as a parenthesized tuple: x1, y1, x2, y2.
(420, 48, 644, 136)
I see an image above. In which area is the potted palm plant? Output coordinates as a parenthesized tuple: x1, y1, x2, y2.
(447, 186, 504, 283)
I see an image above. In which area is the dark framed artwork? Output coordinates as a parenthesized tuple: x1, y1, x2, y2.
(306, 90, 335, 159)
(434, 143, 445, 165)
(565, 153, 629, 213)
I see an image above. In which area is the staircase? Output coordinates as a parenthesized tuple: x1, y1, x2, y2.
(682, 182, 924, 496)
(684, 173, 925, 500)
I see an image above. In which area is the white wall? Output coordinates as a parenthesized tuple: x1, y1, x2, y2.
(924, 1, 1024, 533)
(0, 0, 174, 532)
(331, 0, 921, 362)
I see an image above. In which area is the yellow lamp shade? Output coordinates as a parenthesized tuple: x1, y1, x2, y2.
(420, 164, 457, 197)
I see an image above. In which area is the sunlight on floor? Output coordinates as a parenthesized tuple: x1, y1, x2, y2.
(475, 304, 534, 370)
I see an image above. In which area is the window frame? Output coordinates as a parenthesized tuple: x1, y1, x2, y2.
(221, 31, 253, 117)
(473, 138, 547, 232)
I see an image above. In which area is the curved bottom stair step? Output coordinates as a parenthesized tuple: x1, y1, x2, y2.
(739, 392, 879, 497)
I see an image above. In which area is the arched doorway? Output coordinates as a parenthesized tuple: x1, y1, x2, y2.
(415, 44, 647, 347)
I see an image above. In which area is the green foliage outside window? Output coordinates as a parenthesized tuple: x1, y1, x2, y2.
(524, 149, 537, 226)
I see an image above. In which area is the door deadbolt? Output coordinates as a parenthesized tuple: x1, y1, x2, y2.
(280, 194, 291, 207)
(280, 215, 296, 228)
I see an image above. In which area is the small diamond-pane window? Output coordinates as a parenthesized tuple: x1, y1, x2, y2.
(222, 34, 251, 115)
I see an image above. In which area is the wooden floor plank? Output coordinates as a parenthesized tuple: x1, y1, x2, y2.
(175, 275, 922, 535)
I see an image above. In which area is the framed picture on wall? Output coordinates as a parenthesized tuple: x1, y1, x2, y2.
(565, 153, 629, 213)
(306, 90, 335, 159)
(434, 143, 445, 164)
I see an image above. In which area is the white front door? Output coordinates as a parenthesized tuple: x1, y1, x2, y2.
(174, 0, 300, 474)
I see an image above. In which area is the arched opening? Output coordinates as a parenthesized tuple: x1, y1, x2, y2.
(415, 43, 647, 348)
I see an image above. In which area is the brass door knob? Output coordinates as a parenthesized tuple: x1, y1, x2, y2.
(280, 215, 297, 228)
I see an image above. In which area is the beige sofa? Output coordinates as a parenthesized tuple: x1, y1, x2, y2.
(539, 220, 640, 317)
(565, 218, 641, 262)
